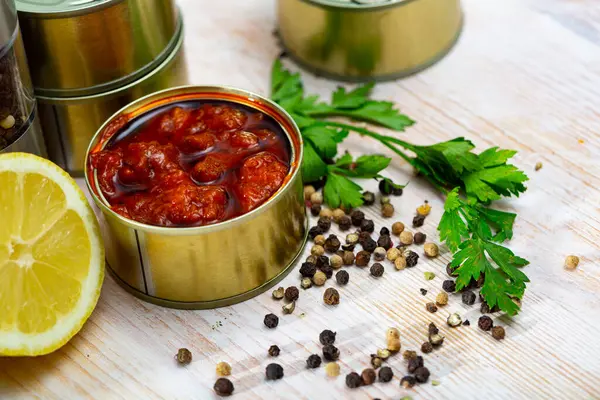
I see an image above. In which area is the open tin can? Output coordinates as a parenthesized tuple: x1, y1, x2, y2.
(85, 86, 307, 309)
(36, 14, 186, 175)
(277, 0, 463, 81)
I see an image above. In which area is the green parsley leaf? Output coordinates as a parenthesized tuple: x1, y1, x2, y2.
(331, 83, 374, 109)
(302, 141, 328, 182)
(323, 172, 364, 209)
(303, 126, 341, 159)
(463, 164, 528, 202)
(474, 205, 516, 242)
(332, 101, 415, 131)
(438, 189, 470, 252)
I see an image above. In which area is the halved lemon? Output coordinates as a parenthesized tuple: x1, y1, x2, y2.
(0, 153, 104, 356)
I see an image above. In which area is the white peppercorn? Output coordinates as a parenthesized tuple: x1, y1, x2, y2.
(399, 231, 413, 245)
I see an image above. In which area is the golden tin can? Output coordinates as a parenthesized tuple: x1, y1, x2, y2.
(277, 0, 463, 81)
(16, 0, 179, 96)
(37, 17, 186, 175)
(84, 86, 307, 309)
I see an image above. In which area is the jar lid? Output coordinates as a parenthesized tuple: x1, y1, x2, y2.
(0, 0, 18, 51)
(305, 0, 406, 9)
(16, 0, 116, 17)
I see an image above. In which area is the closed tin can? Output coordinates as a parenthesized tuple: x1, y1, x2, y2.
(0, 0, 46, 156)
(16, 0, 179, 96)
(84, 86, 307, 309)
(37, 17, 186, 175)
(277, 0, 463, 81)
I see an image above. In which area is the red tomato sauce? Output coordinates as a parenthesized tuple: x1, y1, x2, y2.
(90, 101, 291, 227)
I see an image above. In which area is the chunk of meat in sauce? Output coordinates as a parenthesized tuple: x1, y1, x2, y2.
(121, 141, 181, 184)
(179, 132, 217, 153)
(159, 106, 193, 134)
(199, 105, 247, 132)
(116, 184, 228, 226)
(230, 131, 259, 148)
(90, 149, 123, 198)
(237, 152, 289, 212)
(191, 153, 232, 183)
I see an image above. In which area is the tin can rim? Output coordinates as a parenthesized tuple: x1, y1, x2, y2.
(16, 0, 120, 18)
(84, 85, 304, 235)
(299, 0, 414, 11)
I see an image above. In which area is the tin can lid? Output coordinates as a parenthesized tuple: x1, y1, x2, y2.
(0, 0, 18, 51)
(16, 0, 117, 17)
(305, 0, 406, 9)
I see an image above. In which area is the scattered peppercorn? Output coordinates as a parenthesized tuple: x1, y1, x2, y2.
(535, 161, 543, 171)
(272, 286, 285, 300)
(429, 333, 445, 346)
(421, 342, 433, 354)
(491, 326, 506, 340)
(305, 255, 317, 264)
(426, 302, 438, 313)
(380, 196, 391, 205)
(371, 356, 383, 369)
(424, 243, 439, 258)
(436, 292, 448, 306)
(332, 208, 345, 223)
(282, 301, 295, 314)
(346, 372, 362, 388)
(362, 191, 376, 205)
(424, 271, 435, 280)
(264, 313, 279, 329)
(392, 186, 403, 196)
(447, 313, 462, 327)
(463, 320, 471, 326)
(413, 232, 427, 245)
(394, 256, 407, 270)
(382, 203, 395, 218)
(462, 290, 476, 305)
(265, 363, 284, 380)
(313, 270, 327, 286)
(360, 220, 374, 235)
(176, 348, 192, 365)
(338, 215, 352, 230)
(355, 250, 371, 267)
(400, 376, 416, 389)
(392, 221, 405, 235)
(362, 237, 377, 252)
(442, 280, 456, 293)
(565, 255, 580, 270)
(386, 247, 401, 262)
(377, 234, 393, 250)
(412, 214, 425, 228)
(377, 348, 391, 359)
(325, 362, 340, 377)
(478, 316, 494, 331)
(310, 204, 321, 217)
(216, 361, 232, 376)
(213, 378, 234, 397)
(268, 345, 280, 357)
(349, 210, 365, 226)
(407, 356, 424, 373)
(335, 270, 350, 285)
(314, 235, 326, 247)
(311, 245, 325, 256)
(403, 350, 417, 360)
(361, 368, 377, 385)
(379, 179, 393, 195)
(405, 251, 419, 268)
(372, 247, 385, 261)
(324, 235, 341, 253)
(342, 251, 355, 266)
(428, 323, 439, 335)
(320, 264, 334, 279)
(386, 328, 401, 352)
(420, 288, 428, 295)
(323, 344, 340, 361)
(414, 367, 430, 383)
(317, 218, 331, 233)
(301, 277, 312, 289)
(374, 366, 392, 383)
(304, 185, 316, 201)
(399, 231, 413, 245)
(306, 354, 322, 369)
(481, 301, 499, 314)
(300, 262, 317, 278)
(446, 263, 458, 277)
(308, 226, 323, 240)
(319, 329, 337, 345)
(329, 254, 343, 269)
(341, 243, 355, 252)
(310, 192, 323, 205)
(346, 232, 359, 246)
(319, 208, 333, 220)
(285, 286, 299, 302)
(323, 287, 340, 306)
(417, 203, 432, 216)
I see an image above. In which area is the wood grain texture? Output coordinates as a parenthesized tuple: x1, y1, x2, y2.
(2, 0, 600, 398)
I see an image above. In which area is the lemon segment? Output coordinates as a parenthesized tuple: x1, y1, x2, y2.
(0, 153, 104, 356)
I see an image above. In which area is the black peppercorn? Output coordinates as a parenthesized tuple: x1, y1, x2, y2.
(425, 302, 438, 313)
(361, 368, 377, 385)
(413, 214, 426, 227)
(362, 191, 376, 206)
(306, 354, 322, 369)
(377, 234, 393, 250)
(317, 217, 331, 232)
(463, 320, 471, 326)
(300, 262, 317, 278)
(323, 287, 340, 305)
(421, 342, 433, 353)
(379, 179, 393, 195)
(407, 356, 424, 373)
(400, 376, 416, 389)
(264, 313, 279, 329)
(358, 231, 371, 242)
(360, 219, 375, 233)
(268, 345, 280, 357)
(308, 226, 323, 240)
(478, 315, 494, 331)
(413, 232, 427, 245)
(420, 288, 428, 296)
(336, 270, 349, 285)
(214, 378, 234, 396)
(310, 204, 321, 217)
(285, 286, 299, 302)
(481, 301, 500, 314)
(324, 234, 341, 253)
(378, 366, 394, 382)
(378, 227, 389, 236)
(338, 215, 352, 230)
(265, 363, 284, 380)
(405, 251, 419, 267)
(462, 290, 476, 305)
(355, 250, 371, 267)
(323, 344, 340, 361)
(428, 323, 439, 335)
(446, 263, 458, 277)
(341, 243, 355, 252)
(414, 367, 430, 383)
(346, 372, 362, 388)
(362, 237, 377, 253)
(350, 210, 365, 226)
(492, 326, 506, 340)
(316, 255, 329, 269)
(176, 348, 192, 365)
(319, 329, 336, 345)
(370, 263, 384, 277)
(392, 186, 403, 196)
(442, 280, 456, 293)
(320, 264, 333, 279)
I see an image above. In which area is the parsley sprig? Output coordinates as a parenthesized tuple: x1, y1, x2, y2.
(271, 59, 530, 315)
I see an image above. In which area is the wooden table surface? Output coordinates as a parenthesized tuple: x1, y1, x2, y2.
(2, 0, 600, 398)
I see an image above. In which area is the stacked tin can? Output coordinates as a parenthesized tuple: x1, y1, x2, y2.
(16, 0, 188, 175)
(0, 0, 46, 155)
